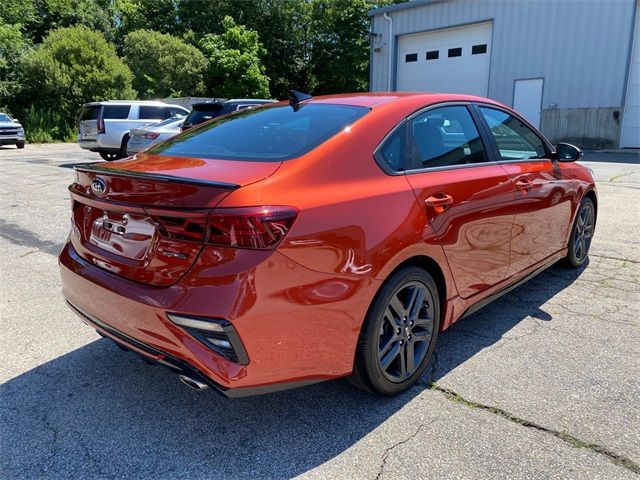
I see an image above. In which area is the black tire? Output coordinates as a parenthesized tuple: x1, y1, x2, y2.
(99, 151, 122, 161)
(350, 267, 440, 396)
(16, 142, 25, 149)
(563, 197, 595, 268)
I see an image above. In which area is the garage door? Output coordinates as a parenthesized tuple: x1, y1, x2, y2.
(396, 22, 492, 96)
(620, 6, 639, 148)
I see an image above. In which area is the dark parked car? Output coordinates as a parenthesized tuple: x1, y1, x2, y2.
(180, 99, 276, 131)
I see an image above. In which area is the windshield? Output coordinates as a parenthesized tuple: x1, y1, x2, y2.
(152, 117, 184, 128)
(149, 103, 368, 162)
(0, 114, 11, 122)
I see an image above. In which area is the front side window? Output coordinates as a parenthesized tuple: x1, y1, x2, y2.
(407, 105, 487, 169)
(479, 107, 547, 160)
(150, 104, 368, 161)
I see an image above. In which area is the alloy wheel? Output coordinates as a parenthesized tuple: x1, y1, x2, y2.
(574, 203, 594, 262)
(377, 281, 435, 383)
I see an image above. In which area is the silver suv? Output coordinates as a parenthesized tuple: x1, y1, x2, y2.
(77, 101, 189, 161)
(0, 113, 25, 149)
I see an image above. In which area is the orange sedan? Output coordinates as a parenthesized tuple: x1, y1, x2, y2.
(59, 92, 597, 397)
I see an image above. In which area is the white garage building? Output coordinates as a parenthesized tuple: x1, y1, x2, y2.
(369, 0, 640, 149)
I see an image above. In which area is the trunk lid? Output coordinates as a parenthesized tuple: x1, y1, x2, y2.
(69, 153, 281, 286)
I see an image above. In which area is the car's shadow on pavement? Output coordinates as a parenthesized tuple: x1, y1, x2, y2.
(0, 263, 587, 478)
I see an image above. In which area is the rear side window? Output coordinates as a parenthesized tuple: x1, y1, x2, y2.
(102, 105, 130, 119)
(139, 106, 171, 120)
(479, 107, 547, 160)
(150, 104, 368, 161)
(169, 107, 188, 118)
(79, 106, 100, 121)
(407, 106, 487, 169)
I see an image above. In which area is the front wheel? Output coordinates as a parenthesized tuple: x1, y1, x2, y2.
(350, 267, 439, 396)
(16, 142, 25, 149)
(564, 197, 595, 268)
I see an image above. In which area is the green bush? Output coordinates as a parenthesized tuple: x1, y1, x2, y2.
(123, 29, 207, 99)
(18, 25, 136, 141)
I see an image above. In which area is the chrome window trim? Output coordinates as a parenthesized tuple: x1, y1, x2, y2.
(373, 101, 496, 176)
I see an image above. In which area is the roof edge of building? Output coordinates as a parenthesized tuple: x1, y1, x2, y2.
(368, 0, 445, 17)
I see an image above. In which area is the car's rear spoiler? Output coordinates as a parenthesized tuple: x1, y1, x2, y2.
(73, 163, 240, 190)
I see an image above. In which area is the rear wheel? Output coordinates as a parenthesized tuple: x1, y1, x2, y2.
(350, 267, 439, 395)
(564, 197, 595, 268)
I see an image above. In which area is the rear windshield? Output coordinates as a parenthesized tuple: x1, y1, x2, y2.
(185, 104, 226, 125)
(79, 106, 101, 121)
(150, 104, 368, 161)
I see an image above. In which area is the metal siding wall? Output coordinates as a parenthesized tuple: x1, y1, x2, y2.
(370, 0, 636, 109)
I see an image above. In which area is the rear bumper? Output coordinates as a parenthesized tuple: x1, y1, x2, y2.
(59, 241, 379, 395)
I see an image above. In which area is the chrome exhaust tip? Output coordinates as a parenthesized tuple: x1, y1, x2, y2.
(178, 374, 209, 391)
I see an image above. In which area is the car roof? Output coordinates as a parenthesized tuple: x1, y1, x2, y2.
(303, 92, 507, 109)
(82, 100, 187, 107)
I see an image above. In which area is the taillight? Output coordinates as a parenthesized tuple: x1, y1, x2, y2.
(145, 206, 298, 249)
(146, 208, 208, 243)
(207, 206, 298, 249)
(97, 115, 105, 134)
(144, 132, 160, 139)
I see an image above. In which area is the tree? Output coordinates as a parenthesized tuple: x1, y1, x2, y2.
(0, 24, 29, 110)
(123, 30, 207, 99)
(199, 16, 270, 98)
(310, 0, 372, 94)
(19, 25, 135, 139)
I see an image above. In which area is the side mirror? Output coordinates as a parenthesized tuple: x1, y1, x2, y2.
(553, 143, 583, 162)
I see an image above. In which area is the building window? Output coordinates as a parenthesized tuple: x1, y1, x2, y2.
(472, 44, 487, 55)
(448, 47, 462, 58)
(426, 50, 439, 60)
(405, 53, 418, 62)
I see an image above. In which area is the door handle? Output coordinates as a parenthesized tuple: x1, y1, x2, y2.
(425, 193, 454, 213)
(515, 179, 532, 191)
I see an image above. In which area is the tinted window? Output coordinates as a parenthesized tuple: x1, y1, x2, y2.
(150, 104, 368, 161)
(102, 105, 130, 119)
(408, 106, 487, 168)
(448, 47, 462, 57)
(405, 53, 418, 62)
(184, 104, 225, 125)
(377, 125, 406, 172)
(139, 106, 170, 120)
(79, 106, 100, 121)
(426, 50, 439, 60)
(169, 107, 187, 117)
(479, 107, 546, 160)
(472, 44, 487, 55)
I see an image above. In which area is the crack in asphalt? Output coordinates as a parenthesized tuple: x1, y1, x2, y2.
(429, 384, 640, 475)
(591, 254, 640, 264)
(375, 421, 437, 480)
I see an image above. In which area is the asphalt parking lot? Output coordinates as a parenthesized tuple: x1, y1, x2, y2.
(1, 143, 639, 479)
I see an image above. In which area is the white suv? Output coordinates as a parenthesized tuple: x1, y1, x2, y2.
(77, 101, 189, 161)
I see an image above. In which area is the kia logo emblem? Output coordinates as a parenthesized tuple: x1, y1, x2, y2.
(91, 178, 107, 196)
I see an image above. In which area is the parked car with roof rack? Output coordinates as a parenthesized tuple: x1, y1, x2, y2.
(77, 100, 189, 161)
(0, 113, 26, 149)
(180, 99, 276, 131)
(127, 117, 184, 155)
